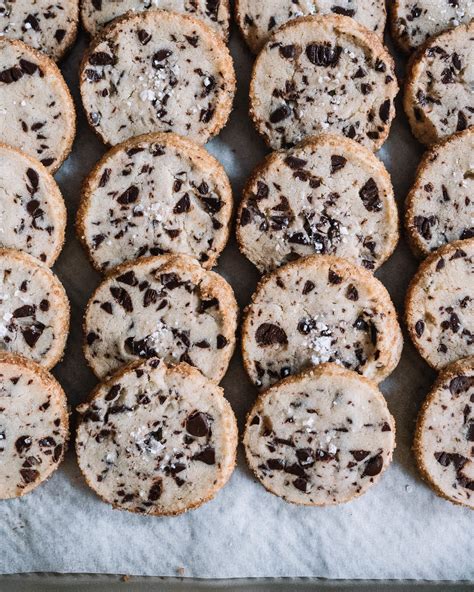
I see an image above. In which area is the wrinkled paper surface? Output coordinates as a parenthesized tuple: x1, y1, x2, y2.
(1, 27, 473, 580)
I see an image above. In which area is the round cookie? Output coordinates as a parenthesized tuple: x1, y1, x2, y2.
(405, 239, 474, 370)
(237, 134, 399, 273)
(236, 0, 387, 54)
(242, 255, 403, 390)
(81, 0, 231, 40)
(414, 357, 474, 509)
(0, 249, 69, 369)
(79, 10, 235, 147)
(78, 132, 232, 273)
(0, 352, 68, 500)
(84, 254, 238, 381)
(404, 21, 474, 146)
(405, 128, 474, 258)
(76, 357, 238, 516)
(0, 144, 66, 266)
(244, 363, 395, 506)
(0, 38, 75, 172)
(0, 0, 79, 61)
(249, 15, 398, 151)
(390, 0, 474, 53)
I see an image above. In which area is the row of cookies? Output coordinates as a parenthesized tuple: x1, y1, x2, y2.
(3, 0, 470, 58)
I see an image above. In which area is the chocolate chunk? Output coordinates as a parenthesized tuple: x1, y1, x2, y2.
(330, 155, 347, 174)
(362, 453, 383, 477)
(359, 178, 381, 212)
(148, 479, 162, 501)
(15, 436, 32, 454)
(328, 269, 342, 284)
(284, 156, 307, 170)
(351, 450, 370, 461)
(173, 194, 191, 214)
(186, 411, 210, 437)
(255, 323, 288, 346)
(302, 281, 315, 295)
(138, 29, 152, 45)
(270, 105, 291, 124)
(117, 185, 139, 205)
(22, 323, 45, 348)
(20, 468, 39, 484)
(116, 271, 138, 286)
(293, 477, 310, 492)
(110, 286, 133, 312)
(89, 52, 114, 66)
(13, 305, 35, 318)
(306, 43, 342, 67)
(216, 334, 227, 349)
(279, 45, 296, 59)
(346, 284, 358, 301)
(379, 99, 391, 123)
(193, 446, 215, 465)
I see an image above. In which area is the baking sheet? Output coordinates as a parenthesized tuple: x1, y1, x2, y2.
(1, 20, 473, 580)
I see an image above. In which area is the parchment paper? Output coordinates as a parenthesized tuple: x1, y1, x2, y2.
(1, 21, 473, 580)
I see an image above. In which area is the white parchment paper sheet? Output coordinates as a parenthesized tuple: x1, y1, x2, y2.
(1, 22, 473, 579)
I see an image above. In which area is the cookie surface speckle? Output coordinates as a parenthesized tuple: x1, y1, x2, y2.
(249, 15, 398, 151)
(390, 0, 474, 52)
(0, 352, 68, 500)
(0, 0, 78, 61)
(244, 363, 395, 506)
(237, 134, 398, 272)
(84, 254, 237, 381)
(406, 239, 474, 370)
(0, 144, 66, 266)
(0, 249, 69, 369)
(405, 128, 474, 258)
(81, 0, 230, 40)
(242, 255, 403, 390)
(76, 357, 237, 515)
(236, 0, 386, 53)
(404, 21, 474, 146)
(78, 133, 232, 273)
(414, 356, 474, 509)
(79, 10, 235, 146)
(0, 39, 76, 172)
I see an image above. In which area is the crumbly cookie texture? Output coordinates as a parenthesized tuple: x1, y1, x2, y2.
(0, 352, 68, 500)
(237, 134, 398, 273)
(405, 129, 473, 258)
(0, 39, 75, 172)
(414, 357, 474, 509)
(242, 255, 403, 390)
(0, 249, 69, 369)
(390, 0, 474, 53)
(249, 15, 398, 151)
(76, 357, 237, 516)
(78, 133, 232, 273)
(406, 239, 474, 370)
(84, 254, 238, 382)
(0, 0, 78, 61)
(236, 0, 386, 53)
(79, 10, 235, 146)
(404, 21, 474, 146)
(81, 0, 230, 40)
(0, 144, 66, 266)
(244, 363, 395, 506)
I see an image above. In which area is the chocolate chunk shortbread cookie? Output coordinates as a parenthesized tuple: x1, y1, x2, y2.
(236, 0, 387, 54)
(76, 357, 237, 515)
(79, 10, 235, 146)
(237, 134, 399, 273)
(0, 249, 69, 368)
(390, 0, 474, 53)
(81, 0, 230, 40)
(406, 239, 474, 370)
(414, 356, 474, 509)
(242, 255, 403, 390)
(405, 128, 473, 258)
(78, 133, 232, 273)
(0, 352, 68, 499)
(0, 144, 66, 266)
(404, 21, 474, 146)
(0, 39, 75, 172)
(84, 254, 238, 381)
(244, 363, 395, 505)
(0, 0, 79, 61)
(249, 15, 398, 151)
